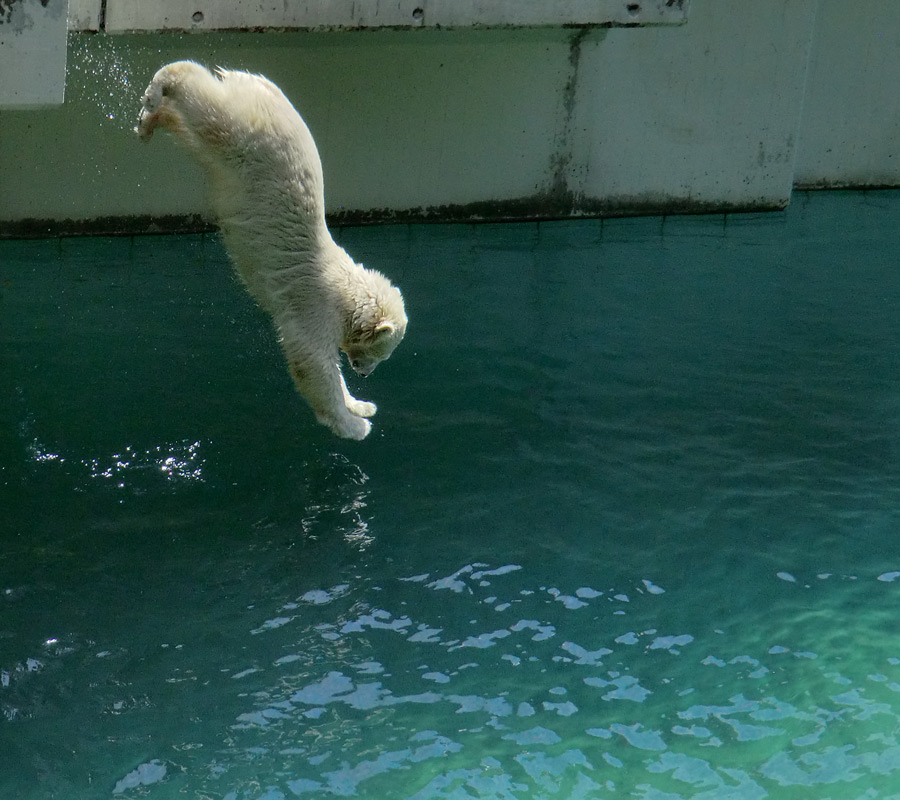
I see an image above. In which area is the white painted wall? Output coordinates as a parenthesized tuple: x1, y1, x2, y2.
(794, 0, 900, 188)
(0, 0, 898, 234)
(0, 0, 68, 108)
(571, 1, 820, 213)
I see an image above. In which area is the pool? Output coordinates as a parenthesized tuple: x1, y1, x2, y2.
(3, 191, 900, 798)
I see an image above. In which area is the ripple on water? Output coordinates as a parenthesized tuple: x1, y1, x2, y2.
(5, 196, 900, 798)
(63, 561, 893, 798)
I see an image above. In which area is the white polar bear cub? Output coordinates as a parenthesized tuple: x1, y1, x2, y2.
(136, 61, 407, 440)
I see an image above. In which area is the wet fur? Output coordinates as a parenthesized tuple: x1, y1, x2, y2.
(136, 61, 407, 440)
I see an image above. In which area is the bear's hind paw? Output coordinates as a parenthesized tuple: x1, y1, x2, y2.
(136, 87, 163, 140)
(140, 79, 164, 115)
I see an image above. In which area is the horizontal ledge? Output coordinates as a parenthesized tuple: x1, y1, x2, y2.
(68, 0, 689, 33)
(0, 196, 793, 240)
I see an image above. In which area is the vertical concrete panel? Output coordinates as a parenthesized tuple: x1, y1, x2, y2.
(572, 0, 819, 212)
(0, 0, 68, 108)
(0, 35, 206, 224)
(67, 0, 102, 31)
(794, 0, 900, 188)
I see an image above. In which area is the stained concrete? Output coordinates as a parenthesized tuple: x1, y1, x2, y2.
(1, 0, 898, 235)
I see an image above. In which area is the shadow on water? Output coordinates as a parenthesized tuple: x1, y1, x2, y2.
(3, 193, 900, 797)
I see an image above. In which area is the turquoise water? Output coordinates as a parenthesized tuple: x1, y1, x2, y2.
(3, 192, 900, 799)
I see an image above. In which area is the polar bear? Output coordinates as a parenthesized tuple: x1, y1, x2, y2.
(136, 61, 407, 440)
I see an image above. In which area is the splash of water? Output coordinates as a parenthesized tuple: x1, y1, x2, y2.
(27, 436, 208, 488)
(66, 34, 137, 130)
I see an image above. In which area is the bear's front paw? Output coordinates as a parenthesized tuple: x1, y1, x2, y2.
(318, 411, 372, 441)
(346, 398, 377, 419)
(335, 415, 372, 441)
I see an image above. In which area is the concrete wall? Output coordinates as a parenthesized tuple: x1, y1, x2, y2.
(98, 0, 690, 31)
(1, 0, 898, 235)
(0, 0, 68, 107)
(794, 0, 900, 189)
(570, 3, 820, 214)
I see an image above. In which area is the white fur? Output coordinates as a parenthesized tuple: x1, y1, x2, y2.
(136, 61, 407, 439)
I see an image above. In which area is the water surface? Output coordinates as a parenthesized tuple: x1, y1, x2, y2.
(3, 192, 900, 798)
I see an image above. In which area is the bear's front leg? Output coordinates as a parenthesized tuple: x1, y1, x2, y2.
(288, 356, 372, 440)
(339, 372, 377, 419)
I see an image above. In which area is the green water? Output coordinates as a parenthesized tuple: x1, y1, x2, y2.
(3, 192, 900, 799)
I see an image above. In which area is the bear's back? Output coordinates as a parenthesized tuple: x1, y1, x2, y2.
(209, 70, 328, 247)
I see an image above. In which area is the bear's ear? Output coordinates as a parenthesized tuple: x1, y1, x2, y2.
(374, 321, 396, 339)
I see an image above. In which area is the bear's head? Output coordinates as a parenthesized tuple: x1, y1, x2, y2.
(344, 280, 407, 378)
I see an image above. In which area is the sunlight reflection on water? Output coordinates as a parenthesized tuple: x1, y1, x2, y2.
(26, 436, 207, 487)
(83, 553, 893, 799)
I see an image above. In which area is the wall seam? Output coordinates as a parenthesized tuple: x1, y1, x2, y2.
(786, 0, 821, 193)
